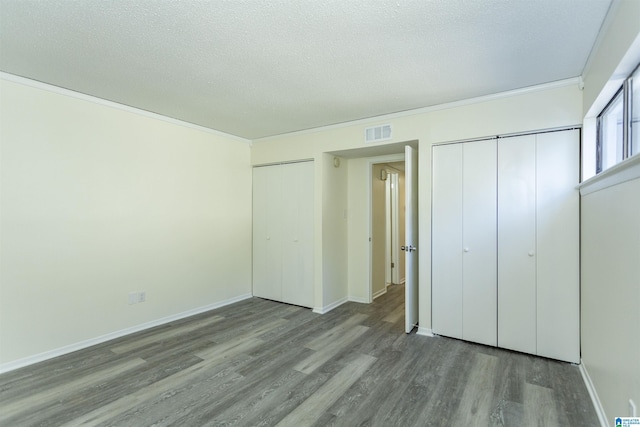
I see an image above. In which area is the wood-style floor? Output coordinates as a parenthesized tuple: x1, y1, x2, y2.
(0, 284, 598, 426)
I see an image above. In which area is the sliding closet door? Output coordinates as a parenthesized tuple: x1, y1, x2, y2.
(281, 161, 314, 307)
(462, 139, 497, 346)
(536, 130, 579, 363)
(252, 165, 283, 302)
(498, 135, 537, 355)
(432, 143, 464, 339)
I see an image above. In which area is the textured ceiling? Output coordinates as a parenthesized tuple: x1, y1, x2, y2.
(0, 0, 612, 140)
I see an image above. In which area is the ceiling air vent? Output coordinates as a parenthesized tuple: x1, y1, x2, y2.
(365, 124, 392, 143)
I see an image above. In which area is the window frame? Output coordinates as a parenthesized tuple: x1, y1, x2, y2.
(596, 62, 640, 174)
(630, 65, 639, 157)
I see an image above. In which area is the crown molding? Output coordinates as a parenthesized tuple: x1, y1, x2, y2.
(0, 72, 252, 145)
(254, 77, 582, 142)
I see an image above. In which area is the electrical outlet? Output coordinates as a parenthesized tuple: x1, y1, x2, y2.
(630, 399, 637, 417)
(128, 292, 138, 305)
(139, 291, 146, 303)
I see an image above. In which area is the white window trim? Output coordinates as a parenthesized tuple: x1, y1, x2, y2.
(579, 151, 640, 195)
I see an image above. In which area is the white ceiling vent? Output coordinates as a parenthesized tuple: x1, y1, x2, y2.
(365, 124, 392, 143)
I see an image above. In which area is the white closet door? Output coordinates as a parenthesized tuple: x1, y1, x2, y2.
(462, 139, 497, 346)
(281, 161, 314, 307)
(432, 143, 463, 339)
(536, 130, 580, 363)
(252, 165, 283, 302)
(498, 135, 537, 355)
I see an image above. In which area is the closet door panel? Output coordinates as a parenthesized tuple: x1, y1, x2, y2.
(536, 130, 580, 362)
(462, 139, 497, 346)
(432, 144, 463, 339)
(498, 135, 537, 355)
(252, 165, 283, 301)
(281, 162, 314, 307)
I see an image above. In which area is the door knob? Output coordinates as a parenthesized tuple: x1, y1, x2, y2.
(528, 251, 534, 257)
(464, 247, 470, 252)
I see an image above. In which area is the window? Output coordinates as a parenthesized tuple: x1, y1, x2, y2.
(598, 90, 624, 172)
(631, 66, 639, 156)
(597, 63, 640, 173)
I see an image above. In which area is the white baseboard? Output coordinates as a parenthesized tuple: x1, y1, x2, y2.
(313, 297, 350, 314)
(417, 326, 434, 337)
(579, 359, 608, 427)
(372, 287, 387, 300)
(0, 293, 253, 374)
(348, 296, 369, 304)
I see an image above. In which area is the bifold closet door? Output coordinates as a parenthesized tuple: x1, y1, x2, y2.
(498, 131, 579, 362)
(462, 139, 497, 346)
(497, 134, 538, 355)
(432, 139, 496, 345)
(535, 130, 579, 363)
(252, 165, 283, 302)
(432, 143, 464, 339)
(280, 161, 314, 308)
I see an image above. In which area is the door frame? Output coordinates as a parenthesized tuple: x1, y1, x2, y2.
(367, 154, 405, 303)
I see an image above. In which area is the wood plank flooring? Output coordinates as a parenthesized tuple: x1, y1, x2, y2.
(0, 285, 599, 426)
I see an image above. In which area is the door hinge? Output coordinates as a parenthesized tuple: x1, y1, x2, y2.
(391, 262, 395, 268)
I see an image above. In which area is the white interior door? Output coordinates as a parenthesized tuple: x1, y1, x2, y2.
(404, 145, 418, 333)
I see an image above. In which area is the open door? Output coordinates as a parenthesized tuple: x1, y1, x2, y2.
(403, 145, 418, 333)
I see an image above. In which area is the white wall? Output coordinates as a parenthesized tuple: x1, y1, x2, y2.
(371, 163, 387, 297)
(346, 157, 369, 303)
(0, 77, 252, 369)
(581, 173, 640, 421)
(320, 154, 348, 310)
(252, 82, 582, 330)
(579, 0, 640, 421)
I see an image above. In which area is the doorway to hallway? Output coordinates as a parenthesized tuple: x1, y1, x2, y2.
(371, 161, 406, 300)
